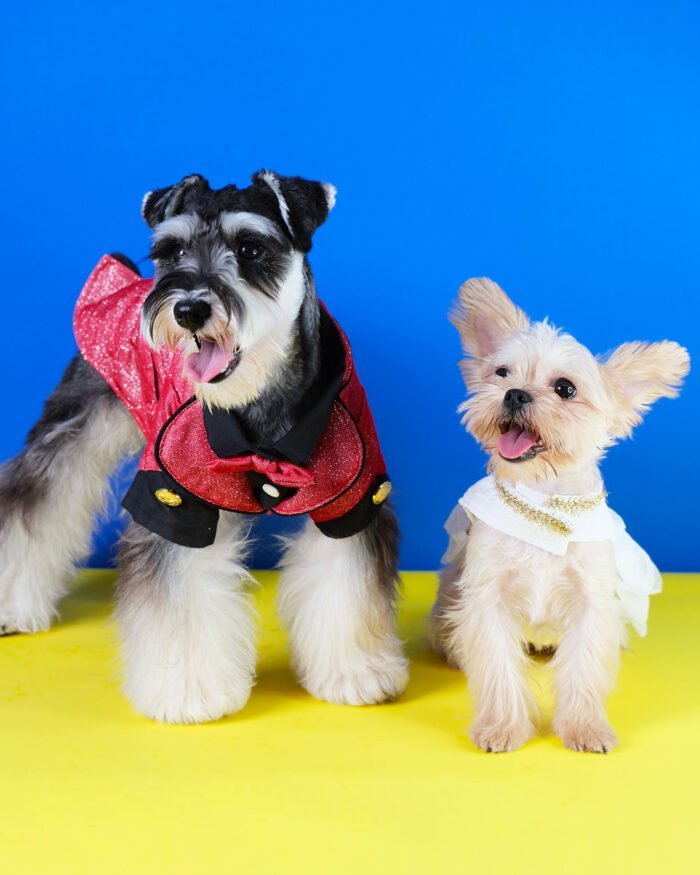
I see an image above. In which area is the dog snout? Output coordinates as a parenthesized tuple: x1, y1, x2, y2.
(173, 299, 211, 332)
(504, 388, 532, 413)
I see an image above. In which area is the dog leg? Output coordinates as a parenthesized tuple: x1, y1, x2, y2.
(430, 555, 467, 669)
(0, 356, 142, 634)
(115, 513, 256, 723)
(551, 577, 624, 753)
(457, 586, 537, 752)
(277, 506, 408, 705)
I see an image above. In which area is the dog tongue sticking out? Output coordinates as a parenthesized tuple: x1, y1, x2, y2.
(183, 340, 234, 384)
(497, 425, 538, 459)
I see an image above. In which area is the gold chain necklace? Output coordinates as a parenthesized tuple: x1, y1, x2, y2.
(494, 480, 606, 537)
(546, 491, 607, 514)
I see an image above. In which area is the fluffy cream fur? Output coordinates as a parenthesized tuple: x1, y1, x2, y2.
(433, 278, 690, 752)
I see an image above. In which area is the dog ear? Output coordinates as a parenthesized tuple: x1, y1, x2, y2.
(602, 341, 690, 437)
(451, 278, 529, 359)
(141, 174, 210, 228)
(252, 170, 336, 252)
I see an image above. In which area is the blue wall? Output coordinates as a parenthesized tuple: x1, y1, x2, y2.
(1, 1, 698, 570)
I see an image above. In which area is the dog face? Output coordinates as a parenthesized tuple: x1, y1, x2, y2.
(452, 279, 689, 481)
(140, 171, 336, 407)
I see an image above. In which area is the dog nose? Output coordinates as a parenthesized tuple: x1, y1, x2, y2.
(173, 299, 211, 332)
(504, 388, 532, 412)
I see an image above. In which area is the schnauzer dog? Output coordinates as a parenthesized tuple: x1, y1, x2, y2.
(0, 171, 408, 723)
(432, 279, 689, 752)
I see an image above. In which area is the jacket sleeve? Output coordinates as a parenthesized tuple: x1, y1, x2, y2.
(122, 470, 220, 548)
(312, 473, 391, 538)
(310, 360, 392, 539)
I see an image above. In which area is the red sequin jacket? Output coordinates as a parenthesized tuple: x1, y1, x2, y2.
(74, 255, 391, 547)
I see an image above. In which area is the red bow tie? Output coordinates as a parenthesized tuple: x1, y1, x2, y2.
(207, 454, 315, 488)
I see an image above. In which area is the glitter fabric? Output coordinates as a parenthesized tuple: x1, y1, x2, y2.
(73, 255, 388, 534)
(74, 255, 191, 470)
(156, 395, 367, 515)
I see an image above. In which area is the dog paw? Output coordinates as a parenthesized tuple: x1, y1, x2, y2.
(123, 664, 254, 724)
(471, 719, 535, 753)
(0, 580, 57, 635)
(556, 720, 618, 753)
(304, 653, 409, 706)
(128, 683, 253, 725)
(0, 612, 51, 636)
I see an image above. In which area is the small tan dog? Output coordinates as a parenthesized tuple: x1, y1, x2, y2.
(432, 279, 689, 753)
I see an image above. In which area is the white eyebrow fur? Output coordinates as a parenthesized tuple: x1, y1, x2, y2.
(219, 211, 284, 240)
(152, 214, 202, 243)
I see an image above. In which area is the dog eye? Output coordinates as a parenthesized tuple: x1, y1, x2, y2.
(495, 367, 509, 378)
(554, 378, 577, 400)
(238, 242, 263, 260)
(176, 247, 186, 258)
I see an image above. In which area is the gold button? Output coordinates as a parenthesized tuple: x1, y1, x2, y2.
(155, 489, 182, 507)
(372, 480, 392, 505)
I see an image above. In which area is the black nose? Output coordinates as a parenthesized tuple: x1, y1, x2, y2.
(173, 299, 211, 332)
(504, 388, 532, 412)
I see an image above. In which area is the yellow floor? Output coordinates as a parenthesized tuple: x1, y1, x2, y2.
(1, 572, 698, 874)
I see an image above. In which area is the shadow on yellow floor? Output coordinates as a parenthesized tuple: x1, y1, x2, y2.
(1, 571, 698, 874)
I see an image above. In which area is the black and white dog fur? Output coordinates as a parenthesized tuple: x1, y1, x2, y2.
(0, 171, 408, 723)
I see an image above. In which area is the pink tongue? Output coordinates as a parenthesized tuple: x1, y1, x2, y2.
(497, 426, 537, 459)
(183, 340, 233, 384)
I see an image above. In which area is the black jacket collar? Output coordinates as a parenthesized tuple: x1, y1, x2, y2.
(202, 307, 347, 466)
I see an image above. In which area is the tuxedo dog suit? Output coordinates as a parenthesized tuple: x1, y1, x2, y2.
(74, 255, 391, 547)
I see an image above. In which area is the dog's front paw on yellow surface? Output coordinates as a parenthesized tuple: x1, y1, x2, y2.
(556, 720, 618, 753)
(471, 719, 535, 753)
(303, 654, 409, 706)
(126, 680, 253, 725)
(122, 655, 255, 725)
(0, 610, 52, 636)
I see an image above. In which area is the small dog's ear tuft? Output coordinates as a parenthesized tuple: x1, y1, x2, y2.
(141, 174, 209, 228)
(602, 340, 690, 437)
(252, 170, 336, 252)
(451, 278, 529, 359)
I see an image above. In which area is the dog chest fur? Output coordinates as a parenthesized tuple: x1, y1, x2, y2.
(464, 519, 621, 645)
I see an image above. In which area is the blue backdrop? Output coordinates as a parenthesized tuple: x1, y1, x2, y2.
(1, 1, 698, 570)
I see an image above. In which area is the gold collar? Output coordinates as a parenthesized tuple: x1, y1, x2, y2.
(494, 480, 607, 537)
